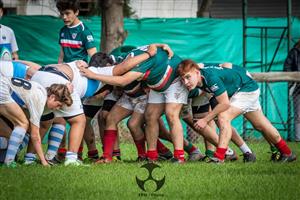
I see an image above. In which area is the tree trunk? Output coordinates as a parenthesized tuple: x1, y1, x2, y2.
(100, 0, 127, 53)
(17, 0, 27, 15)
(197, 0, 213, 18)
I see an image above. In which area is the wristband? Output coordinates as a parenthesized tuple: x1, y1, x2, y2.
(145, 51, 152, 58)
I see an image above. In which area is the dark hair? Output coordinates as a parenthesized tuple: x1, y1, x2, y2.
(56, 0, 79, 13)
(89, 52, 115, 68)
(0, 1, 3, 9)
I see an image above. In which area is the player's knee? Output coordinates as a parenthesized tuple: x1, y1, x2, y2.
(145, 112, 159, 123)
(17, 118, 29, 131)
(253, 123, 264, 132)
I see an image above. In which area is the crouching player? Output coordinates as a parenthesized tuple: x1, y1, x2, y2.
(0, 75, 72, 167)
(178, 60, 296, 163)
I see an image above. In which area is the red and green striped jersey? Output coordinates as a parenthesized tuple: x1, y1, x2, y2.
(59, 22, 96, 63)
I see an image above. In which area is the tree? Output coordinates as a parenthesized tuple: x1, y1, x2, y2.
(100, 0, 128, 53)
(197, 0, 213, 18)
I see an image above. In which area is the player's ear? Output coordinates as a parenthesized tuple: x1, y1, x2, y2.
(75, 10, 79, 17)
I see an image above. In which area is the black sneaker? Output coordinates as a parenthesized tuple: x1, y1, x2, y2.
(270, 150, 280, 162)
(206, 157, 224, 164)
(158, 151, 173, 161)
(243, 152, 256, 163)
(47, 156, 62, 166)
(277, 152, 297, 163)
(170, 157, 185, 164)
(136, 156, 147, 162)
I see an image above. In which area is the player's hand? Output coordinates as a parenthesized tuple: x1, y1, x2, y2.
(66, 83, 74, 93)
(161, 44, 173, 58)
(41, 160, 50, 167)
(194, 118, 208, 129)
(147, 44, 157, 57)
(76, 60, 89, 68)
(78, 66, 96, 79)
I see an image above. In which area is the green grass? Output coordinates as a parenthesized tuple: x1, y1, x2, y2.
(0, 142, 299, 200)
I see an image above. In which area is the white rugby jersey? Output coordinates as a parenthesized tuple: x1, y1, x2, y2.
(0, 25, 18, 60)
(1, 76, 47, 127)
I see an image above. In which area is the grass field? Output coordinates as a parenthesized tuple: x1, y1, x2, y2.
(0, 142, 299, 200)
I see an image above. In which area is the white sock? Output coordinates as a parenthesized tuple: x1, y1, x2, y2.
(25, 153, 37, 162)
(66, 151, 78, 161)
(4, 126, 26, 164)
(239, 143, 252, 154)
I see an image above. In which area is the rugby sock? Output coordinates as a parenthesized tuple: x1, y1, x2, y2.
(66, 151, 78, 161)
(134, 138, 146, 157)
(214, 147, 227, 160)
(146, 150, 158, 161)
(18, 133, 30, 153)
(0, 137, 8, 149)
(184, 141, 198, 154)
(205, 149, 214, 158)
(157, 139, 170, 154)
(88, 149, 99, 159)
(4, 126, 26, 164)
(45, 124, 65, 160)
(112, 149, 121, 158)
(78, 146, 84, 161)
(25, 153, 37, 163)
(275, 139, 292, 155)
(174, 149, 185, 161)
(103, 130, 117, 159)
(239, 143, 252, 154)
(57, 148, 67, 160)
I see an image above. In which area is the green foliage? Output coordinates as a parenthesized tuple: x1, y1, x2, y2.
(0, 142, 299, 199)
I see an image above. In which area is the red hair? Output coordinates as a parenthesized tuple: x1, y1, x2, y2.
(177, 59, 199, 76)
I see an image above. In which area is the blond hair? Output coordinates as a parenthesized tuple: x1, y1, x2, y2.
(46, 84, 73, 106)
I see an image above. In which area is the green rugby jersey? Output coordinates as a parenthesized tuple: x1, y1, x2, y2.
(199, 63, 258, 97)
(59, 22, 96, 62)
(130, 47, 182, 92)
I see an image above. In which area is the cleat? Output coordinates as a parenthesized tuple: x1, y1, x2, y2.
(243, 152, 256, 162)
(158, 151, 173, 161)
(112, 156, 122, 162)
(3, 161, 17, 168)
(64, 159, 85, 166)
(136, 156, 147, 162)
(47, 157, 62, 166)
(94, 156, 112, 164)
(277, 152, 297, 163)
(188, 151, 205, 161)
(206, 157, 224, 164)
(170, 157, 185, 164)
(225, 150, 238, 161)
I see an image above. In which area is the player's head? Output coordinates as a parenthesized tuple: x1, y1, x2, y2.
(46, 84, 73, 110)
(89, 52, 115, 68)
(56, 0, 80, 26)
(178, 59, 201, 91)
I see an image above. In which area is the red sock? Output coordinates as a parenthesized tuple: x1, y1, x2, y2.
(78, 146, 83, 154)
(134, 138, 146, 157)
(275, 139, 292, 155)
(102, 130, 117, 159)
(88, 149, 99, 159)
(146, 150, 158, 161)
(174, 149, 185, 161)
(214, 147, 227, 160)
(157, 139, 170, 154)
(58, 147, 67, 155)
